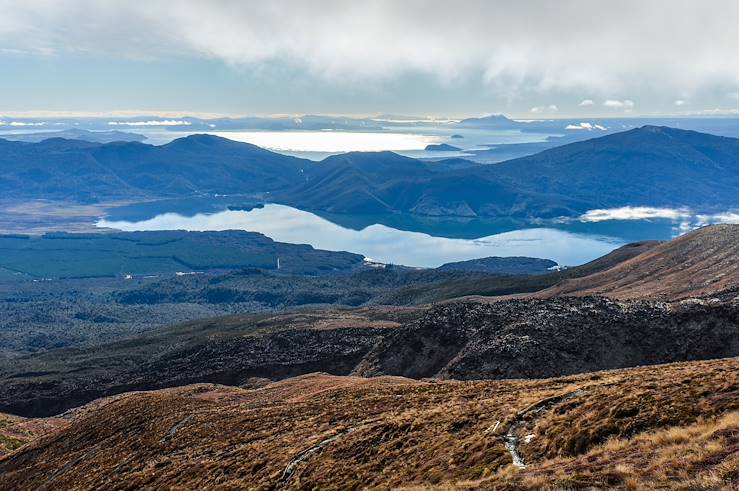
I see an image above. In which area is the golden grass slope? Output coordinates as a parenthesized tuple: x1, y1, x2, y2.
(540, 224, 739, 300)
(0, 357, 737, 490)
(0, 413, 65, 457)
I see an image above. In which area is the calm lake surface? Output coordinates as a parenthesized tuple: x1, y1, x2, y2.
(108, 126, 554, 160)
(96, 202, 692, 267)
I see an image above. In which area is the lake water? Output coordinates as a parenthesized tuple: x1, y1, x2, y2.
(99, 204, 635, 267)
(119, 127, 554, 160)
(210, 131, 438, 153)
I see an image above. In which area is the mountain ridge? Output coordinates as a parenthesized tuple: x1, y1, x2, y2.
(0, 133, 311, 202)
(2, 125, 738, 218)
(283, 125, 739, 217)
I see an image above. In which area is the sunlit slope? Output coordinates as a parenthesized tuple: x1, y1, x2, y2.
(540, 224, 739, 300)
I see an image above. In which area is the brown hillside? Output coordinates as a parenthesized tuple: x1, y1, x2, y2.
(0, 413, 65, 457)
(1, 357, 737, 490)
(540, 224, 739, 300)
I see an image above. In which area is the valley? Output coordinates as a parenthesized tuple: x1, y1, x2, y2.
(0, 225, 736, 421)
(0, 125, 737, 489)
(0, 230, 656, 357)
(3, 5, 739, 489)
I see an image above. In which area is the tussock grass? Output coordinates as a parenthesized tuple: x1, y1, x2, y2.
(0, 413, 65, 456)
(486, 410, 739, 490)
(0, 357, 736, 490)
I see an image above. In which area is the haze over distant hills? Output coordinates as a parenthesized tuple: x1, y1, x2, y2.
(0, 128, 146, 144)
(2, 125, 738, 218)
(456, 113, 522, 128)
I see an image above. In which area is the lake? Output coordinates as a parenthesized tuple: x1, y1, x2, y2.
(96, 203, 691, 268)
(114, 126, 554, 161)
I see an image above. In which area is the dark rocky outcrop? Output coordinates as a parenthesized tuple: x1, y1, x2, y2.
(1, 295, 737, 417)
(353, 297, 739, 380)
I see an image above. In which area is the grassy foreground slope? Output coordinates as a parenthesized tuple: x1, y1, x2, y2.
(0, 357, 736, 490)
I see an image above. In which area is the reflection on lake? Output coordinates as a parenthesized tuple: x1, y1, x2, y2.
(98, 204, 625, 267)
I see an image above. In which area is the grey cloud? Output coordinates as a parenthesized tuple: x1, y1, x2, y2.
(2, 0, 739, 105)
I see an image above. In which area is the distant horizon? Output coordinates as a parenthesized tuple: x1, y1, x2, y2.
(4, 111, 739, 122)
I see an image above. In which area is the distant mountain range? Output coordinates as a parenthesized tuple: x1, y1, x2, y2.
(1, 125, 738, 217)
(487, 125, 739, 215)
(0, 129, 146, 144)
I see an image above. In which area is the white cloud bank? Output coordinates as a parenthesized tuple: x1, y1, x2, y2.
(580, 207, 692, 222)
(696, 212, 739, 225)
(580, 207, 739, 226)
(2, 0, 739, 101)
(604, 99, 635, 109)
(0, 121, 47, 126)
(107, 120, 192, 126)
(565, 122, 607, 131)
(530, 104, 558, 113)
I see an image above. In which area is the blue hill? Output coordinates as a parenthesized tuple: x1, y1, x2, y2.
(2, 126, 737, 218)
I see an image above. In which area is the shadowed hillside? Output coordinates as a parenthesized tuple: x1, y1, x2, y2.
(1, 226, 736, 417)
(354, 296, 739, 380)
(1, 295, 736, 418)
(486, 125, 739, 215)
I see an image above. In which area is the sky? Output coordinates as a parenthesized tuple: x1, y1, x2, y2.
(2, 0, 739, 118)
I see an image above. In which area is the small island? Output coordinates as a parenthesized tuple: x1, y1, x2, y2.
(424, 143, 462, 151)
(437, 256, 558, 275)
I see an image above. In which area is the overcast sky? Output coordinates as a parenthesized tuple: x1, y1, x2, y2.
(2, 0, 739, 118)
